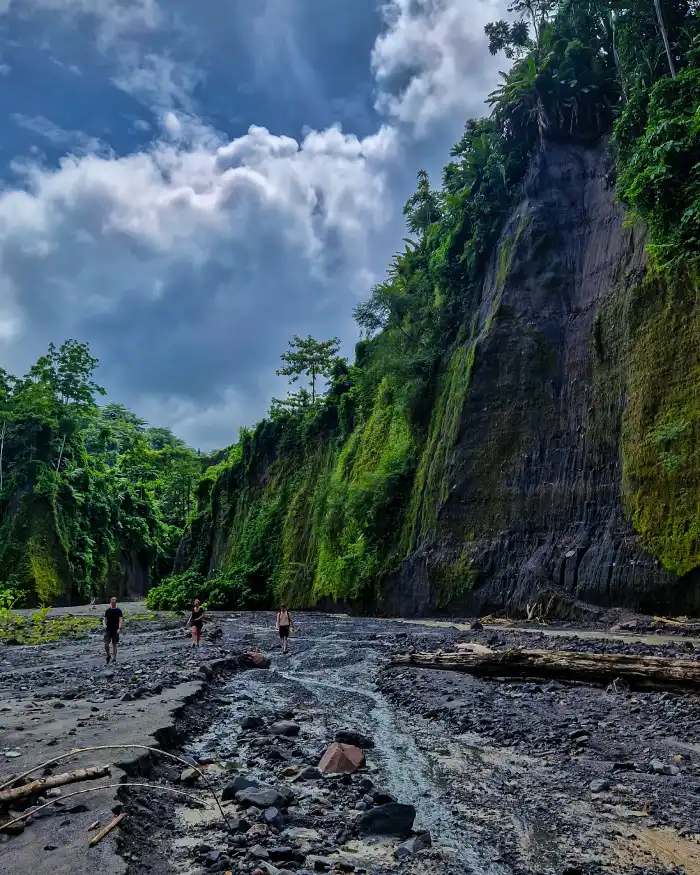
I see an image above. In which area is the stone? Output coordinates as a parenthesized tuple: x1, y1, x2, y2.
(222, 775, 259, 801)
(295, 766, 322, 781)
(395, 832, 432, 859)
(263, 807, 284, 829)
(318, 743, 365, 775)
(282, 827, 321, 842)
(357, 803, 416, 838)
(240, 715, 265, 730)
(334, 730, 374, 749)
(3, 751, 21, 758)
(236, 786, 287, 809)
(650, 759, 680, 776)
(204, 850, 221, 866)
(180, 768, 199, 785)
(370, 789, 396, 805)
(270, 721, 300, 737)
(245, 652, 271, 669)
(589, 779, 612, 793)
(251, 844, 270, 859)
(268, 846, 296, 862)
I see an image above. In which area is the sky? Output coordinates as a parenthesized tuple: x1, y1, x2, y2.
(0, 0, 509, 449)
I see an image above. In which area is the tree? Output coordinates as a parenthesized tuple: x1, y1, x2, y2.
(653, 0, 677, 77)
(485, 18, 531, 58)
(276, 335, 341, 404)
(403, 170, 442, 235)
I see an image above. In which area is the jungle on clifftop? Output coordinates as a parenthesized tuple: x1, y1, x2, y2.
(5, 1, 700, 617)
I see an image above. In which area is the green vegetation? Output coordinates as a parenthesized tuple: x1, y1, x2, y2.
(0, 342, 200, 607)
(145, 0, 700, 613)
(14, 1, 699, 613)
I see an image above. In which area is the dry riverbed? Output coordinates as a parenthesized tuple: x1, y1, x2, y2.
(1, 608, 699, 875)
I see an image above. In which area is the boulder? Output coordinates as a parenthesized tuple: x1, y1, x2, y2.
(180, 768, 199, 784)
(318, 743, 365, 775)
(270, 721, 300, 737)
(221, 775, 258, 801)
(236, 786, 288, 809)
(240, 715, 265, 730)
(334, 730, 374, 749)
(396, 832, 432, 859)
(358, 803, 416, 837)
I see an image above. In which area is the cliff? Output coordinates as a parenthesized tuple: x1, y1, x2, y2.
(172, 135, 700, 619)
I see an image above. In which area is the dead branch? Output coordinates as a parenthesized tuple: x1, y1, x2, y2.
(88, 812, 127, 847)
(0, 765, 111, 805)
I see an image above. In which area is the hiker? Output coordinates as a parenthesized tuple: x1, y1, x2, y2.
(103, 596, 123, 664)
(276, 604, 293, 654)
(189, 598, 206, 648)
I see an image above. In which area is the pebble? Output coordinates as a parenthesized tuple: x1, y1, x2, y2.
(650, 759, 680, 776)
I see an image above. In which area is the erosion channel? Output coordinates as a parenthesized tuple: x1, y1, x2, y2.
(4, 610, 700, 875)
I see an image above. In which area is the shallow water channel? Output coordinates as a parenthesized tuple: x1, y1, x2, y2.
(188, 619, 512, 874)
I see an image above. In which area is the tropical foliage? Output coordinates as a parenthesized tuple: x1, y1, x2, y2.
(0, 342, 200, 606)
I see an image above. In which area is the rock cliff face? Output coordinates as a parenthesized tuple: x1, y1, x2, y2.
(188, 137, 700, 618)
(383, 138, 698, 618)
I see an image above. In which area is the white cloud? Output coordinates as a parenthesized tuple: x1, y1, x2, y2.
(2, 0, 162, 42)
(372, 0, 508, 134)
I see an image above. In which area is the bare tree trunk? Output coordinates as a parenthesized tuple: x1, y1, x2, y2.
(55, 434, 67, 472)
(654, 0, 677, 78)
(0, 420, 5, 494)
(390, 647, 700, 692)
(0, 765, 111, 805)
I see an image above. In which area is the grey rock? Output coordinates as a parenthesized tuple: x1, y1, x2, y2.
(357, 802, 416, 837)
(589, 779, 612, 793)
(263, 807, 284, 829)
(240, 715, 265, 730)
(236, 786, 287, 809)
(270, 721, 300, 737)
(334, 730, 373, 749)
(395, 832, 432, 859)
(222, 775, 259, 801)
(650, 759, 680, 776)
(180, 768, 199, 785)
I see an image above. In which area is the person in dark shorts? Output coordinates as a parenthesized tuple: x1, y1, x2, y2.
(103, 597, 123, 664)
(276, 604, 293, 654)
(189, 598, 206, 647)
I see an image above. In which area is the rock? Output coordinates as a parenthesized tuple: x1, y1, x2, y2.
(334, 730, 374, 749)
(263, 807, 284, 829)
(318, 743, 365, 775)
(236, 786, 288, 809)
(370, 789, 396, 805)
(240, 715, 265, 730)
(222, 775, 259, 801)
(1, 820, 25, 835)
(650, 759, 680, 776)
(355, 801, 369, 811)
(471, 619, 484, 631)
(43, 844, 58, 851)
(282, 827, 321, 841)
(204, 850, 221, 866)
(568, 729, 590, 742)
(251, 844, 270, 859)
(244, 652, 271, 669)
(3, 751, 21, 758)
(295, 766, 322, 781)
(268, 846, 296, 862)
(120, 693, 134, 702)
(357, 803, 416, 837)
(270, 721, 300, 737)
(395, 832, 432, 859)
(180, 768, 199, 785)
(590, 779, 612, 793)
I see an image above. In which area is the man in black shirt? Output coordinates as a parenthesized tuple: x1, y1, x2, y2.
(103, 596, 123, 664)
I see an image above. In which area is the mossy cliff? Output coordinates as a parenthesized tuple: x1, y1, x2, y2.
(174, 136, 700, 617)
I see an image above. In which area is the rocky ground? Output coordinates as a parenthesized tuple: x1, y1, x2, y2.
(2, 608, 700, 875)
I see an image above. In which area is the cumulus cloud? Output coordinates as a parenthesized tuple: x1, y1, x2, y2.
(0, 122, 398, 445)
(372, 0, 508, 134)
(3, 0, 162, 41)
(0, 0, 511, 448)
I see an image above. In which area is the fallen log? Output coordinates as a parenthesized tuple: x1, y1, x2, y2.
(0, 765, 111, 805)
(390, 648, 700, 692)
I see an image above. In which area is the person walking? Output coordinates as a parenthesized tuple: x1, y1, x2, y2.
(189, 598, 206, 648)
(103, 597, 123, 664)
(276, 604, 293, 654)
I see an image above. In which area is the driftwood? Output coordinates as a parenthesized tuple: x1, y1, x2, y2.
(0, 765, 111, 805)
(88, 812, 126, 847)
(390, 648, 700, 692)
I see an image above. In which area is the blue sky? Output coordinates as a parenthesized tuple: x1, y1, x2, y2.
(0, 0, 508, 448)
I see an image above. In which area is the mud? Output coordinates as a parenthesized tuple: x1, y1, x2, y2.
(2, 609, 699, 875)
